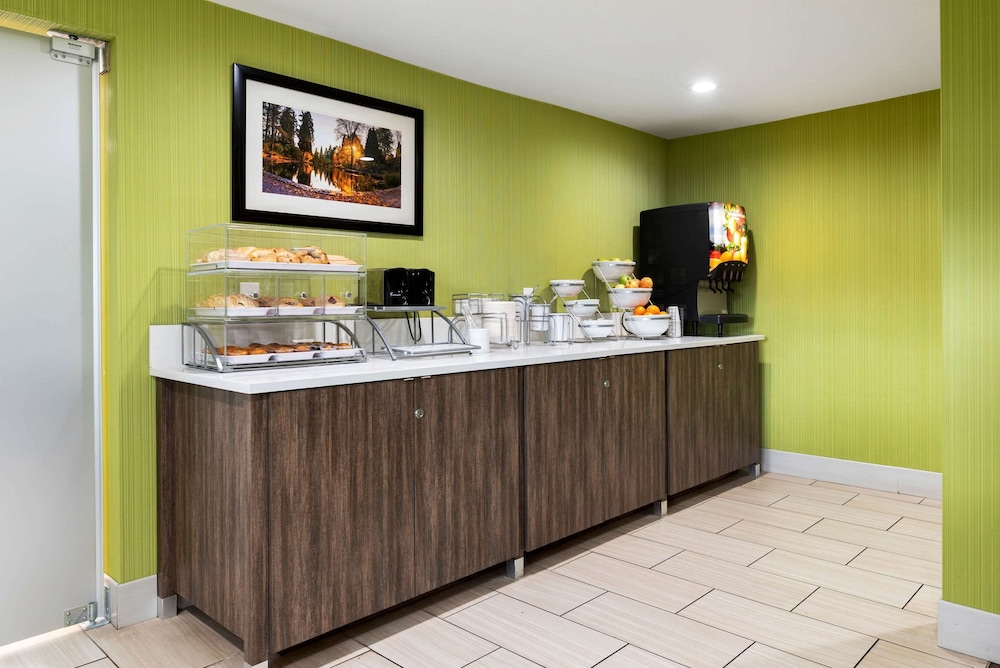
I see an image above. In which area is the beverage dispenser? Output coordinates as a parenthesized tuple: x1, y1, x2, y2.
(638, 202, 749, 336)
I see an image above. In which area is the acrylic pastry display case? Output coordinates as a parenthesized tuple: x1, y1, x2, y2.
(184, 223, 367, 371)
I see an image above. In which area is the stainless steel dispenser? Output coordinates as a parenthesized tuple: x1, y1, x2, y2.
(638, 202, 749, 336)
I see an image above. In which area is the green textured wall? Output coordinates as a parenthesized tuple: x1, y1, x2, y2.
(664, 92, 942, 472)
(0, 1, 668, 583)
(941, 0, 1000, 616)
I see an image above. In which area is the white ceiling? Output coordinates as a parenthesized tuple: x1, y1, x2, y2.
(211, 0, 940, 139)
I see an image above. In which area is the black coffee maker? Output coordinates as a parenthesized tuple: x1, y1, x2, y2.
(639, 202, 749, 336)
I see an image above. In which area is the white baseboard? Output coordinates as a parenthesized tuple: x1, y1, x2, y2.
(760, 449, 942, 499)
(104, 574, 157, 629)
(938, 600, 1000, 662)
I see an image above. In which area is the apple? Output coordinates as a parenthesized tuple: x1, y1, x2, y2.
(639, 277, 653, 288)
(618, 274, 630, 286)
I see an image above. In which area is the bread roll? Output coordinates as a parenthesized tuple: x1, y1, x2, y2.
(275, 248, 300, 263)
(226, 293, 259, 308)
(248, 248, 277, 262)
(199, 248, 250, 262)
(278, 297, 302, 307)
(197, 294, 227, 308)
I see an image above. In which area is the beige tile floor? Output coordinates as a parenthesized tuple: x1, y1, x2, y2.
(1, 472, 993, 668)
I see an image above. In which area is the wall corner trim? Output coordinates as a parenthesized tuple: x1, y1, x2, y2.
(104, 574, 157, 629)
(760, 449, 941, 499)
(938, 600, 1000, 662)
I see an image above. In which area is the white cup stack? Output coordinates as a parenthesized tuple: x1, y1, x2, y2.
(667, 306, 683, 338)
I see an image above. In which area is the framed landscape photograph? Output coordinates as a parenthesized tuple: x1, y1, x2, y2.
(232, 64, 424, 236)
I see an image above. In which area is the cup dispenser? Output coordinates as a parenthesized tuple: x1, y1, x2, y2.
(638, 202, 749, 336)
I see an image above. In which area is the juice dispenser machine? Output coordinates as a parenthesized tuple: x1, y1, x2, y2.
(639, 202, 749, 336)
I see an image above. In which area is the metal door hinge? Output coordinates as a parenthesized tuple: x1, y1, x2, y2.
(64, 601, 97, 626)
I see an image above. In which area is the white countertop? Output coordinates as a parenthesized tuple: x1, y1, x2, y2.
(149, 324, 764, 394)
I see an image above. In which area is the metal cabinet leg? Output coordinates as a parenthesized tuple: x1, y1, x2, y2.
(157, 595, 177, 620)
(506, 556, 524, 579)
(746, 463, 761, 478)
(652, 499, 668, 516)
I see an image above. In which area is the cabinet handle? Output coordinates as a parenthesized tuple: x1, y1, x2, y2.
(603, 379, 611, 388)
(414, 408, 425, 419)
(717, 363, 724, 370)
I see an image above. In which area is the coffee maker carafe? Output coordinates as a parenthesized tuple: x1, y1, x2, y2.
(638, 202, 749, 336)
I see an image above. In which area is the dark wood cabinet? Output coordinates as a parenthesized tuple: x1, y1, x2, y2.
(666, 341, 761, 495)
(412, 370, 522, 593)
(158, 367, 522, 665)
(524, 353, 666, 551)
(267, 380, 415, 651)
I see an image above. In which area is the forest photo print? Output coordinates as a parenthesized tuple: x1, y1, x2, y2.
(234, 64, 423, 235)
(261, 102, 403, 209)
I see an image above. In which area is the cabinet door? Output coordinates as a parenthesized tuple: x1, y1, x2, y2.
(720, 341, 761, 473)
(412, 368, 522, 592)
(666, 346, 722, 495)
(666, 343, 761, 495)
(268, 381, 415, 652)
(524, 359, 604, 551)
(601, 353, 667, 519)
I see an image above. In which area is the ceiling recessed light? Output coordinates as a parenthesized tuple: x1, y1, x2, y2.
(688, 81, 718, 93)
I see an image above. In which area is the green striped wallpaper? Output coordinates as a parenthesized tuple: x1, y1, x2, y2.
(664, 93, 942, 473)
(940, 0, 1000, 616)
(0, 1, 668, 582)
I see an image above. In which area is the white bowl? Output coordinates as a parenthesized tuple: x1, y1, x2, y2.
(550, 279, 585, 298)
(607, 287, 652, 309)
(564, 298, 600, 318)
(578, 319, 616, 339)
(623, 314, 670, 337)
(593, 261, 636, 282)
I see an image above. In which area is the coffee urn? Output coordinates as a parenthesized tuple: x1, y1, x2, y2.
(638, 202, 749, 336)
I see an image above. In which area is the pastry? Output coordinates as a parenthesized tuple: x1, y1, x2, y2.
(233, 246, 258, 257)
(297, 252, 325, 264)
(278, 297, 302, 307)
(256, 296, 276, 307)
(248, 247, 278, 262)
(246, 346, 267, 355)
(315, 342, 334, 350)
(293, 344, 311, 352)
(334, 342, 352, 349)
(326, 295, 345, 308)
(300, 296, 322, 307)
(226, 293, 259, 308)
(197, 294, 227, 308)
(294, 245, 328, 263)
(274, 248, 301, 263)
(326, 254, 358, 265)
(216, 345, 247, 356)
(198, 248, 250, 263)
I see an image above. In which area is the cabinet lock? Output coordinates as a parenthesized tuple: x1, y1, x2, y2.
(603, 379, 611, 388)
(717, 363, 724, 370)
(414, 408, 425, 419)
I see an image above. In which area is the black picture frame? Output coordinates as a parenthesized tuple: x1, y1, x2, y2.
(232, 64, 424, 236)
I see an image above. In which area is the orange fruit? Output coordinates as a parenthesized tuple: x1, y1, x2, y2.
(633, 306, 646, 316)
(639, 276, 653, 288)
(719, 250, 733, 262)
(646, 304, 661, 315)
